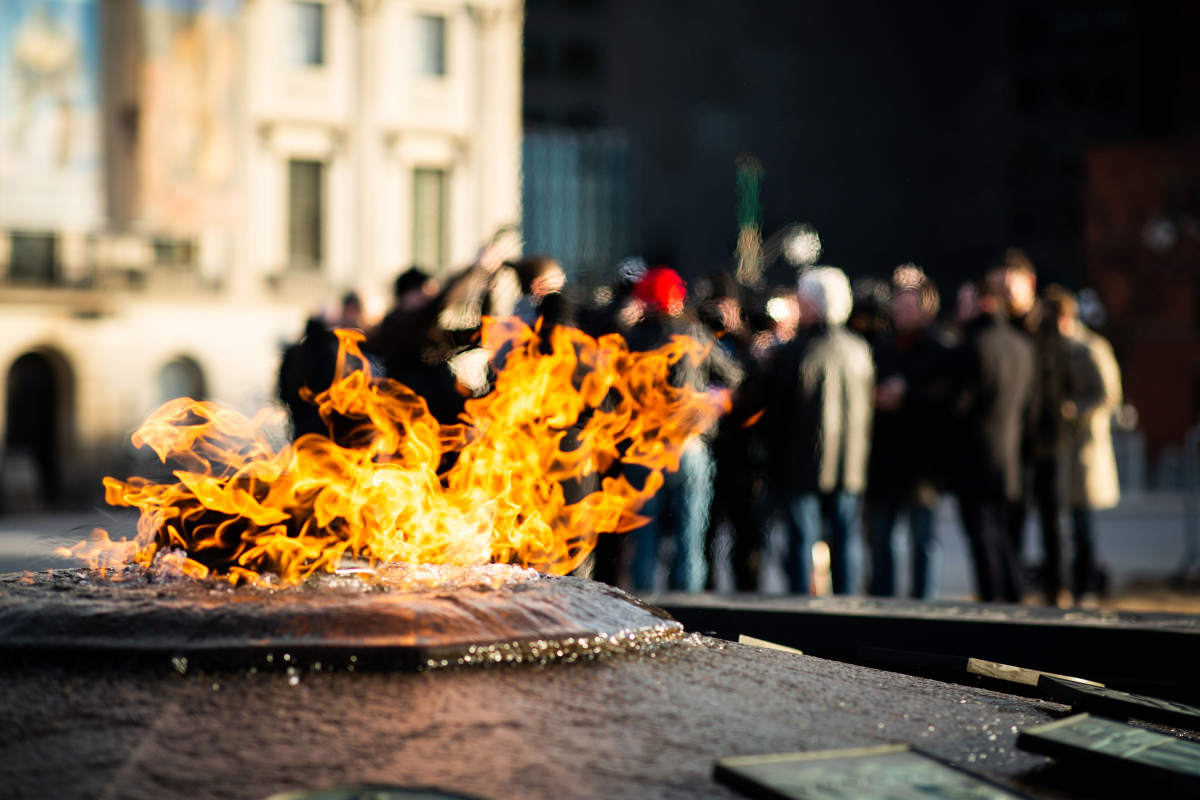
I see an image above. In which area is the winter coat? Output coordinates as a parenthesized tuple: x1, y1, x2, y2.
(625, 316, 745, 392)
(866, 326, 955, 506)
(1013, 305, 1070, 462)
(765, 324, 875, 495)
(625, 315, 745, 442)
(1062, 326, 1122, 510)
(951, 312, 1036, 502)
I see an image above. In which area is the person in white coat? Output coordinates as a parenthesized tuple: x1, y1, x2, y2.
(1044, 286, 1122, 605)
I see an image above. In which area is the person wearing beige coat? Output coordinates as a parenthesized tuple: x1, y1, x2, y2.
(1045, 286, 1122, 603)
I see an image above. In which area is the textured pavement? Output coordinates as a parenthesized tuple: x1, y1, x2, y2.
(0, 637, 1079, 800)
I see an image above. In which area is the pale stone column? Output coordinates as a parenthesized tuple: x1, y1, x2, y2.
(470, 0, 523, 247)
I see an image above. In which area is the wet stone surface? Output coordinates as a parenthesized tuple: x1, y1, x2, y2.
(0, 566, 682, 670)
(0, 633, 1092, 800)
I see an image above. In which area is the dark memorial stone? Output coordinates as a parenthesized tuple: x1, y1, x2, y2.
(1038, 675, 1200, 733)
(1017, 713, 1200, 793)
(0, 626, 1098, 798)
(1, 568, 1163, 799)
(659, 593, 1200, 702)
(715, 745, 1034, 800)
(0, 565, 681, 670)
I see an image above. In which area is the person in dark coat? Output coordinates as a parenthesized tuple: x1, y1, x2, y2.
(579, 256, 649, 339)
(997, 250, 1070, 604)
(508, 256, 575, 354)
(951, 280, 1036, 603)
(764, 267, 874, 595)
(278, 317, 339, 439)
(698, 270, 763, 591)
(367, 264, 493, 425)
(279, 290, 380, 441)
(866, 266, 953, 599)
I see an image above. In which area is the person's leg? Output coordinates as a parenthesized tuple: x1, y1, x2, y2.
(909, 504, 941, 600)
(828, 491, 862, 595)
(1006, 497, 1027, 577)
(669, 438, 714, 592)
(959, 493, 997, 602)
(729, 488, 762, 592)
(785, 493, 821, 594)
(704, 439, 730, 591)
(627, 464, 666, 592)
(1072, 505, 1096, 600)
(1035, 459, 1063, 603)
(992, 501, 1024, 602)
(725, 446, 763, 592)
(868, 500, 898, 597)
(630, 501, 662, 592)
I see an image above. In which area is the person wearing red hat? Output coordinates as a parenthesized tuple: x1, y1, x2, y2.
(618, 267, 744, 593)
(631, 266, 688, 317)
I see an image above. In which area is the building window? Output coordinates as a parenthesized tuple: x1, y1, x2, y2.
(412, 168, 446, 271)
(8, 233, 58, 285)
(417, 14, 446, 76)
(291, 2, 325, 66)
(288, 160, 323, 270)
(159, 357, 206, 403)
(153, 238, 196, 268)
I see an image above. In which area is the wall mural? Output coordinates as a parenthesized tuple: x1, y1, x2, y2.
(0, 0, 103, 229)
(137, 0, 243, 232)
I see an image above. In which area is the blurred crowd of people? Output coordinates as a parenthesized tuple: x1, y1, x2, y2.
(280, 231, 1124, 607)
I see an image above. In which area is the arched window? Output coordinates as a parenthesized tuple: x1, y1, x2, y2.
(158, 357, 206, 404)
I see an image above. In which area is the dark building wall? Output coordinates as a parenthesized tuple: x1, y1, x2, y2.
(523, 1, 1189, 292)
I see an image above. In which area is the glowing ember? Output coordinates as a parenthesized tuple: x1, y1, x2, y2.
(62, 320, 728, 584)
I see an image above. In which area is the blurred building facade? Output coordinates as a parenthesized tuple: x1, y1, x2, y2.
(0, 0, 522, 510)
(523, 0, 1200, 480)
(523, 0, 1199, 288)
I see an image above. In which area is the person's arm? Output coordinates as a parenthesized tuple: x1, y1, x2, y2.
(1075, 335, 1121, 427)
(1096, 337, 1122, 414)
(699, 327, 746, 391)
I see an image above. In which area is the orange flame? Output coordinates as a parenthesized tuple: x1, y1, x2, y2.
(93, 319, 729, 583)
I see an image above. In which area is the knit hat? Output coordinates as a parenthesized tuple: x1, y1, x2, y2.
(797, 267, 853, 326)
(633, 267, 687, 315)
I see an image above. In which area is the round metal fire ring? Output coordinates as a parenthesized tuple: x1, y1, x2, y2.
(0, 564, 683, 672)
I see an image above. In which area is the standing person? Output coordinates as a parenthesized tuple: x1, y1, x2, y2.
(579, 256, 648, 338)
(337, 292, 364, 330)
(765, 267, 874, 595)
(367, 252, 507, 424)
(622, 267, 744, 593)
(998, 250, 1070, 604)
(867, 266, 952, 599)
(435, 225, 523, 333)
(699, 270, 763, 591)
(278, 316, 339, 439)
(1045, 286, 1122, 606)
(952, 280, 1036, 602)
(512, 255, 568, 329)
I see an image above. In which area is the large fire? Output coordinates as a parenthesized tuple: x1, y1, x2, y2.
(67, 320, 728, 584)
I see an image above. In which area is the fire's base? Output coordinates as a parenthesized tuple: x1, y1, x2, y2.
(0, 565, 682, 671)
